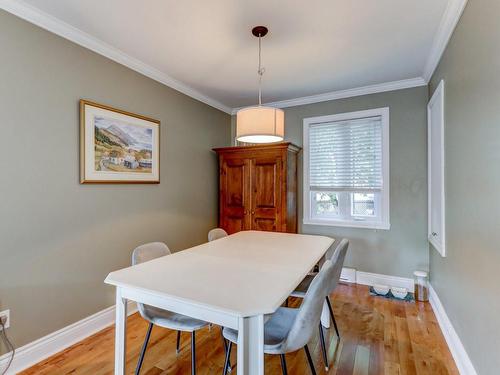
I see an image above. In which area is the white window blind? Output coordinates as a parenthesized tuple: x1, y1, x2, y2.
(308, 116, 383, 191)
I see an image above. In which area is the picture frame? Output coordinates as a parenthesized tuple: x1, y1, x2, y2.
(80, 100, 160, 184)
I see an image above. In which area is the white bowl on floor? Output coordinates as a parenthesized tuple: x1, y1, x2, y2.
(373, 284, 390, 295)
(391, 287, 408, 299)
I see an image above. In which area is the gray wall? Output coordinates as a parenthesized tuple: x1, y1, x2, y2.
(0, 10, 230, 353)
(429, 1, 500, 374)
(233, 87, 429, 278)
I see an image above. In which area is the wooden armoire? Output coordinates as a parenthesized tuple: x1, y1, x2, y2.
(213, 142, 300, 234)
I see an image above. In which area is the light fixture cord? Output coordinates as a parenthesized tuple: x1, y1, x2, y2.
(258, 33, 265, 106)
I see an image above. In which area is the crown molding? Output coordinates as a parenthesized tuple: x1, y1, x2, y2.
(2, 0, 462, 114)
(231, 77, 427, 114)
(422, 0, 468, 82)
(0, 0, 233, 114)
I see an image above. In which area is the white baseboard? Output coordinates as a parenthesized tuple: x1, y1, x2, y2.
(353, 269, 415, 292)
(429, 285, 477, 375)
(0, 301, 137, 375)
(339, 267, 357, 283)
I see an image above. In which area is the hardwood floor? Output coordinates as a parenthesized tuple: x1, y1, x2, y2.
(21, 284, 458, 375)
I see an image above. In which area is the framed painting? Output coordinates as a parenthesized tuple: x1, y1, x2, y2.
(80, 100, 160, 184)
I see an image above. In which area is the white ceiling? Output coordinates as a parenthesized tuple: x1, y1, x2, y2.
(6, 0, 457, 112)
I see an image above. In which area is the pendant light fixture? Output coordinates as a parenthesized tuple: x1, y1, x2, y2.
(236, 26, 284, 144)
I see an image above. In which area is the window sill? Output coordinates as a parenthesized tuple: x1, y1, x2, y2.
(303, 218, 391, 230)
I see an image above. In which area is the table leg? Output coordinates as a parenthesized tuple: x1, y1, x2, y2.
(237, 315, 264, 375)
(321, 299, 330, 328)
(115, 288, 127, 375)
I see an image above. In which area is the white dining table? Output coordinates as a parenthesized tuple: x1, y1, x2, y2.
(104, 230, 334, 375)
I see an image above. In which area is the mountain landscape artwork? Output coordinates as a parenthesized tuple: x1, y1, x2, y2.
(94, 116, 153, 173)
(80, 100, 160, 183)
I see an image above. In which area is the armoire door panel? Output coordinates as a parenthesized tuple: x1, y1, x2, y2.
(253, 162, 277, 208)
(225, 162, 245, 207)
(224, 216, 245, 234)
(253, 207, 277, 218)
(253, 218, 277, 232)
(251, 157, 281, 231)
(220, 158, 250, 234)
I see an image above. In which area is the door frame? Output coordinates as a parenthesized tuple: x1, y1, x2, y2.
(428, 80, 446, 257)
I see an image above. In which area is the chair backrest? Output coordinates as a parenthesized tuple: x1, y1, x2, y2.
(132, 242, 171, 266)
(327, 238, 349, 294)
(131, 242, 171, 318)
(208, 228, 228, 242)
(281, 260, 335, 353)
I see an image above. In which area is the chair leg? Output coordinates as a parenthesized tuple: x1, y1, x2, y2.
(303, 345, 317, 375)
(280, 354, 288, 375)
(318, 323, 329, 371)
(222, 341, 232, 375)
(221, 328, 228, 353)
(191, 331, 196, 375)
(326, 296, 340, 338)
(220, 328, 232, 372)
(135, 323, 153, 375)
(176, 330, 181, 355)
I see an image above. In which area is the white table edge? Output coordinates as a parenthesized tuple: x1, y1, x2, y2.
(104, 234, 333, 319)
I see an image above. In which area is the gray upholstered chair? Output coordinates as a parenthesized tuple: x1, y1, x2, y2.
(289, 238, 349, 370)
(221, 259, 337, 375)
(208, 228, 228, 242)
(132, 242, 209, 375)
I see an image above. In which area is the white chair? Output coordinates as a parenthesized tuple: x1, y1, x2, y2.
(132, 242, 209, 375)
(289, 238, 349, 370)
(208, 228, 228, 242)
(221, 259, 337, 375)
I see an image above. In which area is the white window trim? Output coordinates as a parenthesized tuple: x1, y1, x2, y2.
(302, 107, 390, 230)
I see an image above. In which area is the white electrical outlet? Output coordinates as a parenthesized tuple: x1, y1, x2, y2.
(0, 310, 10, 330)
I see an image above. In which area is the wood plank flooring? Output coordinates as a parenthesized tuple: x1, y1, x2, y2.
(20, 284, 459, 375)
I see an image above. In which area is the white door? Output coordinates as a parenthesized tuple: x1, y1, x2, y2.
(428, 80, 446, 256)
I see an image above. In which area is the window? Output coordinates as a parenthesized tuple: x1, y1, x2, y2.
(303, 108, 390, 229)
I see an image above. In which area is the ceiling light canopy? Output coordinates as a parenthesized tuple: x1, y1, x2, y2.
(236, 26, 284, 144)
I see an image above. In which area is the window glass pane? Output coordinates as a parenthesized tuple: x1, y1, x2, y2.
(309, 116, 383, 190)
(351, 193, 375, 217)
(312, 192, 339, 216)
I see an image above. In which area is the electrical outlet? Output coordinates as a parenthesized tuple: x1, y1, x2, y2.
(0, 310, 10, 330)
